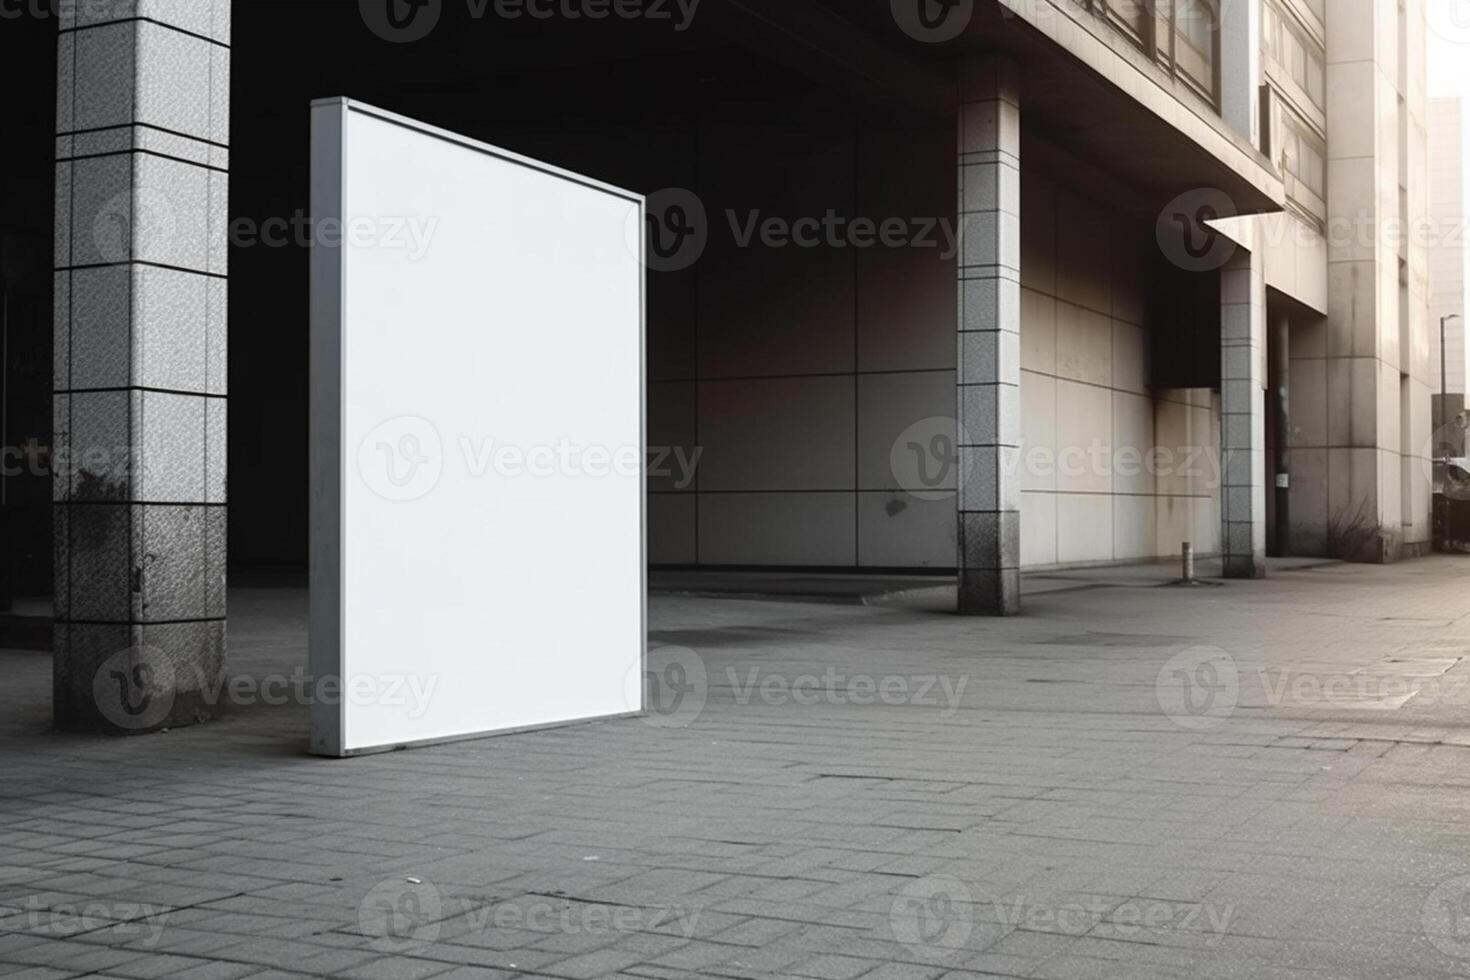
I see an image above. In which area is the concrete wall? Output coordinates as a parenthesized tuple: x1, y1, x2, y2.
(1293, 0, 1433, 560)
(646, 105, 1224, 571)
(1018, 171, 1221, 569)
(647, 104, 958, 569)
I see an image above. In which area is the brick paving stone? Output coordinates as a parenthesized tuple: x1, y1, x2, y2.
(4, 559, 1470, 979)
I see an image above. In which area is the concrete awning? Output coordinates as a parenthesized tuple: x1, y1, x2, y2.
(737, 0, 1285, 219)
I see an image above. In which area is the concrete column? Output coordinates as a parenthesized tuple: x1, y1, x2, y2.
(53, 1, 231, 732)
(1271, 310, 1291, 557)
(1220, 249, 1267, 578)
(956, 57, 1021, 615)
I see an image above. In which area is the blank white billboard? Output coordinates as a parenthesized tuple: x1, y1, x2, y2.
(309, 99, 645, 757)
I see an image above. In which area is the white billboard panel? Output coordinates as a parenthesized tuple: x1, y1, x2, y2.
(309, 99, 645, 756)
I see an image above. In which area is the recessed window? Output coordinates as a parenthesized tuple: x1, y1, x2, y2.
(1263, 0, 1326, 110)
(1278, 110, 1326, 197)
(1095, 0, 1220, 107)
(1104, 0, 1152, 44)
(1173, 0, 1218, 98)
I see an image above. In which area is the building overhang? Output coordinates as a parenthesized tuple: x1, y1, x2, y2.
(771, 0, 1286, 218)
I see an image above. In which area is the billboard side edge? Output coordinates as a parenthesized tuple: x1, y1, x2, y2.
(308, 100, 348, 758)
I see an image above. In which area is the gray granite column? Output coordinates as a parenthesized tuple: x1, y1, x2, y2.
(956, 57, 1021, 615)
(53, 1, 231, 732)
(1220, 248, 1267, 578)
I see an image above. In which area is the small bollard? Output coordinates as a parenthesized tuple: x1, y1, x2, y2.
(1181, 542, 1195, 584)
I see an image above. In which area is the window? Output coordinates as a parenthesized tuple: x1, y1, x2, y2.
(1278, 110, 1326, 197)
(1103, 0, 1152, 43)
(1173, 0, 1217, 99)
(1263, 0, 1325, 110)
(1093, 0, 1219, 106)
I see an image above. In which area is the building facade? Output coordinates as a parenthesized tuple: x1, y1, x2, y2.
(1231, 0, 1435, 562)
(0, 0, 1440, 729)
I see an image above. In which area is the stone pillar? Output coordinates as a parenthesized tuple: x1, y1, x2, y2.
(956, 57, 1021, 615)
(53, 1, 231, 732)
(1271, 310, 1291, 557)
(1220, 249, 1267, 578)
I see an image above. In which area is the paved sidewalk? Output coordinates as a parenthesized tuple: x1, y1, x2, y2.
(4, 558, 1470, 979)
